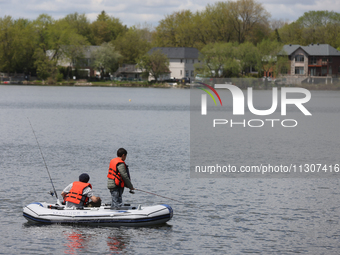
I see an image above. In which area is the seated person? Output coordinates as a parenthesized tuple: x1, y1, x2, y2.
(61, 173, 101, 208)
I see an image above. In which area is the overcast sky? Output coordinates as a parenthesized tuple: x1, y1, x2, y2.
(1, 0, 340, 28)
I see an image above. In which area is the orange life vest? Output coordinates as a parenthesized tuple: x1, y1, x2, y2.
(65, 181, 92, 205)
(107, 157, 126, 188)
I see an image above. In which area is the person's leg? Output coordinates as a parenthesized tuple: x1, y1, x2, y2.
(110, 188, 123, 209)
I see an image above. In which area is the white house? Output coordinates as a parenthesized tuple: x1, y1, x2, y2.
(148, 47, 199, 81)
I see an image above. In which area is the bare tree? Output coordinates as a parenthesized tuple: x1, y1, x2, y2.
(229, 0, 270, 43)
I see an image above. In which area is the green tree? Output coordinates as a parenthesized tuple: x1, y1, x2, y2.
(91, 11, 127, 45)
(257, 39, 288, 77)
(31, 14, 89, 80)
(153, 0, 271, 49)
(47, 19, 89, 61)
(63, 12, 93, 44)
(278, 22, 303, 45)
(189, 11, 212, 50)
(0, 16, 17, 74)
(12, 18, 37, 74)
(279, 11, 340, 48)
(0, 16, 36, 75)
(34, 48, 59, 80)
(203, 2, 235, 43)
(237, 42, 259, 75)
(91, 42, 121, 78)
(153, 10, 195, 47)
(113, 26, 152, 64)
(194, 42, 240, 78)
(137, 49, 169, 81)
(32, 14, 54, 54)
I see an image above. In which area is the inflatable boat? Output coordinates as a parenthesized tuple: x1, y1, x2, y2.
(23, 202, 173, 227)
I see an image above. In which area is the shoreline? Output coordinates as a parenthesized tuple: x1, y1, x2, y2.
(1, 81, 340, 90)
(0, 80, 190, 88)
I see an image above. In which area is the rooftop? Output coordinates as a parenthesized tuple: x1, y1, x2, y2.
(148, 47, 199, 59)
(283, 44, 340, 56)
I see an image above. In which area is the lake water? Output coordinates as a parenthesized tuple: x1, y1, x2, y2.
(1, 85, 340, 254)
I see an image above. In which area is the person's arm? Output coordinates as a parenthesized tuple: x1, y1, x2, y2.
(61, 183, 73, 199)
(117, 164, 134, 189)
(83, 187, 101, 203)
(61, 191, 67, 199)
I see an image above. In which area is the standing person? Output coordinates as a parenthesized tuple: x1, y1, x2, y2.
(107, 148, 135, 209)
(61, 173, 101, 208)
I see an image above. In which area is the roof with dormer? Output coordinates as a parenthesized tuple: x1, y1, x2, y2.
(282, 44, 340, 56)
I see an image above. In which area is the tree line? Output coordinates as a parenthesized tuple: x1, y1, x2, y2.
(1, 0, 340, 80)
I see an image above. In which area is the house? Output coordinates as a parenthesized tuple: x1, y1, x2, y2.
(147, 47, 199, 81)
(282, 44, 340, 77)
(112, 64, 144, 80)
(47, 46, 101, 78)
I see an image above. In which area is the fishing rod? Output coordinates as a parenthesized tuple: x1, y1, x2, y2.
(28, 118, 61, 205)
(134, 188, 184, 204)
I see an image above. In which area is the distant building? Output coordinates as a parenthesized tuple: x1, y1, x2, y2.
(47, 46, 101, 78)
(147, 47, 199, 81)
(112, 64, 144, 81)
(282, 44, 340, 77)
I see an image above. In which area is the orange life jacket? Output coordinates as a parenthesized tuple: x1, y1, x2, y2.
(107, 157, 126, 188)
(65, 181, 92, 205)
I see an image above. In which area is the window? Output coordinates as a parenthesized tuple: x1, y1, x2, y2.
(310, 56, 317, 65)
(192, 59, 194, 64)
(281, 67, 288, 74)
(310, 68, 316, 76)
(329, 66, 332, 75)
(322, 66, 327, 75)
(180, 59, 183, 63)
(180, 70, 182, 75)
(185, 70, 189, 77)
(295, 55, 304, 62)
(329, 57, 333, 63)
(295, 67, 304, 75)
(191, 70, 194, 77)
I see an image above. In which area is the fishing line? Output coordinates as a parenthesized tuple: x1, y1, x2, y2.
(135, 188, 184, 204)
(28, 117, 60, 204)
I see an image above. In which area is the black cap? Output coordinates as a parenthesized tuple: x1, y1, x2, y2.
(79, 173, 90, 183)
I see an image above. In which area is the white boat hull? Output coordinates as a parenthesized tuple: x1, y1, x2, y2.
(23, 202, 173, 227)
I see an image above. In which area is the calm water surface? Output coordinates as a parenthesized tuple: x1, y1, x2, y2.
(0, 85, 340, 254)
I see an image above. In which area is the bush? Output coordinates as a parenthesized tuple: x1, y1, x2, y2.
(56, 73, 63, 82)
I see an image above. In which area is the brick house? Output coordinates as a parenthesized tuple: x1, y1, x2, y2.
(282, 44, 340, 77)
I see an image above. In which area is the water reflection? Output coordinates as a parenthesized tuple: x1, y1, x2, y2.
(64, 230, 87, 254)
(62, 227, 133, 254)
(22, 221, 173, 254)
(107, 235, 126, 253)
